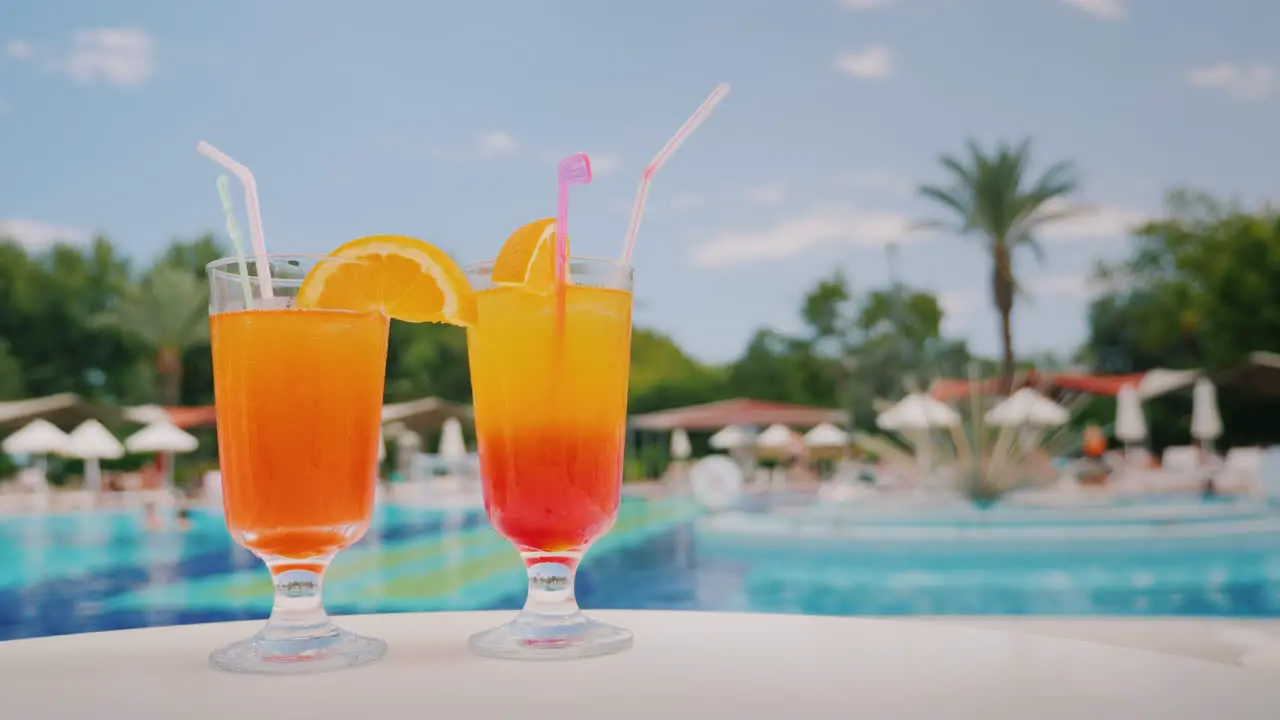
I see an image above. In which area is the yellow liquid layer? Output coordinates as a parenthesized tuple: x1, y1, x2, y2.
(467, 285, 633, 432)
(466, 284, 633, 550)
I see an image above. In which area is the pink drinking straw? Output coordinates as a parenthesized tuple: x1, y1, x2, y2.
(620, 83, 731, 267)
(555, 153, 593, 285)
(196, 141, 274, 298)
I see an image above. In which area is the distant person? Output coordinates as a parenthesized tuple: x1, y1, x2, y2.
(141, 457, 165, 531)
(1078, 424, 1109, 485)
(1082, 424, 1106, 459)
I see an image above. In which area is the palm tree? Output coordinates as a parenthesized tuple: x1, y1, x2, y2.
(96, 264, 209, 405)
(917, 138, 1081, 390)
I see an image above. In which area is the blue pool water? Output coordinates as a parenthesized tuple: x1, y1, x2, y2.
(3, 494, 1280, 640)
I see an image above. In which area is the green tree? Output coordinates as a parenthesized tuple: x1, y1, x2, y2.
(0, 339, 25, 400)
(800, 270, 853, 351)
(1082, 189, 1280, 449)
(96, 264, 210, 405)
(383, 322, 471, 403)
(0, 238, 136, 400)
(155, 234, 225, 278)
(725, 328, 833, 406)
(917, 138, 1080, 389)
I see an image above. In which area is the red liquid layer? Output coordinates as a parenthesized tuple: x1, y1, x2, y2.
(478, 428, 623, 553)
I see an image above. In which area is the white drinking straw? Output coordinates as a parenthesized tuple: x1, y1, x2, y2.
(196, 141, 274, 298)
(620, 83, 731, 266)
(215, 175, 254, 309)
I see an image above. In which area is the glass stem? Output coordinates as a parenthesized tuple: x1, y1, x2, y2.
(260, 556, 337, 642)
(519, 551, 585, 621)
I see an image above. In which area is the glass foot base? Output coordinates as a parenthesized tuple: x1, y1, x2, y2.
(469, 612, 634, 661)
(209, 627, 387, 675)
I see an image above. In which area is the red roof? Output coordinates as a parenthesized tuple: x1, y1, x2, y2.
(160, 405, 218, 429)
(929, 371, 1149, 400)
(630, 398, 846, 431)
(1051, 372, 1147, 396)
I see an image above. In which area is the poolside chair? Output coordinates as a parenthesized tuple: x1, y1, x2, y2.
(1257, 447, 1280, 499)
(1215, 447, 1262, 497)
(1149, 445, 1205, 493)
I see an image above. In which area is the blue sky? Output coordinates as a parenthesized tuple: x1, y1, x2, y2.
(1, 0, 1278, 365)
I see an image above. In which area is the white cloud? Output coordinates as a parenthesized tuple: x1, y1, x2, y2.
(691, 204, 922, 267)
(745, 181, 787, 205)
(589, 153, 623, 175)
(63, 28, 156, 87)
(6, 39, 32, 60)
(839, 0, 895, 10)
(941, 273, 1107, 319)
(0, 218, 90, 249)
(834, 46, 893, 79)
(477, 131, 519, 158)
(1059, 0, 1125, 21)
(1186, 62, 1275, 102)
(671, 193, 705, 211)
(1036, 198, 1150, 241)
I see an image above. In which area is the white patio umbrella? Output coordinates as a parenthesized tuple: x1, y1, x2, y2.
(124, 422, 198, 454)
(984, 388, 1069, 427)
(1191, 378, 1223, 449)
(2, 418, 69, 476)
(670, 428, 692, 460)
(63, 419, 124, 493)
(876, 394, 959, 476)
(804, 423, 849, 449)
(1138, 368, 1201, 400)
(124, 422, 198, 489)
(1114, 384, 1148, 449)
(396, 429, 422, 483)
(755, 424, 800, 452)
(438, 417, 468, 462)
(2, 418, 69, 457)
(876, 393, 960, 431)
(709, 425, 756, 450)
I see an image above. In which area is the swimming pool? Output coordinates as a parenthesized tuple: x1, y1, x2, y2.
(3, 493, 1280, 640)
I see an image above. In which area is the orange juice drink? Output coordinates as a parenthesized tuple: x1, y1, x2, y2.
(210, 308, 388, 560)
(466, 283, 633, 553)
(205, 240, 475, 675)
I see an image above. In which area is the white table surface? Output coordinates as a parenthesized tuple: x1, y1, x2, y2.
(0, 610, 1277, 719)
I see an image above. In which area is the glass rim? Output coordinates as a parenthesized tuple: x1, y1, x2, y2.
(463, 255, 633, 273)
(206, 253, 370, 281)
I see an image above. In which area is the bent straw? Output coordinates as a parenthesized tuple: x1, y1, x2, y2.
(555, 153, 593, 286)
(215, 175, 254, 309)
(196, 141, 274, 298)
(620, 83, 731, 266)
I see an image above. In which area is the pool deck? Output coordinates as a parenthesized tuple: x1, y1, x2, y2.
(916, 617, 1280, 668)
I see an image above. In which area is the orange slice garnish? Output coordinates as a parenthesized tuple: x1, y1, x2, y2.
(490, 218, 567, 290)
(296, 235, 476, 325)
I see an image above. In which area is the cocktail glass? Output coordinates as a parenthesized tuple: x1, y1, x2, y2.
(464, 256, 635, 660)
(206, 254, 389, 674)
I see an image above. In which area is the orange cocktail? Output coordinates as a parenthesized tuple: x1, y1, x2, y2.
(463, 222, 636, 661)
(467, 284, 632, 552)
(206, 253, 404, 676)
(211, 308, 387, 560)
